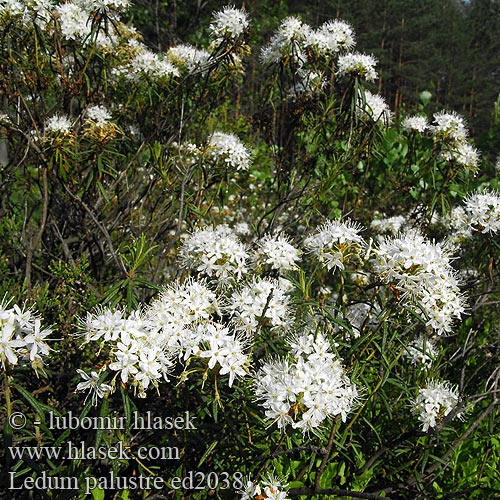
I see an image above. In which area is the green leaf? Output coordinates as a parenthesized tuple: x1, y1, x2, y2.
(91, 487, 105, 500)
(11, 382, 61, 424)
(198, 440, 218, 467)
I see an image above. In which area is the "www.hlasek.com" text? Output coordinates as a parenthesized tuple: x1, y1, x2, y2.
(9, 440, 179, 461)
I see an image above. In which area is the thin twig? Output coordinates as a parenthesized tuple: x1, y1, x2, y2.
(314, 417, 338, 490)
(62, 183, 125, 273)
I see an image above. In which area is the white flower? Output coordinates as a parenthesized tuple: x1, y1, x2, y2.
(304, 19, 355, 55)
(55, 1, 118, 45)
(179, 224, 249, 282)
(195, 323, 249, 386)
(23, 318, 52, 361)
(402, 115, 428, 133)
(453, 142, 480, 170)
(56, 2, 89, 40)
(76, 369, 113, 405)
(45, 114, 72, 134)
(238, 479, 262, 500)
(135, 348, 163, 390)
(82, 307, 125, 343)
(356, 89, 392, 125)
(86, 105, 112, 126)
(198, 324, 231, 369)
(304, 219, 365, 272)
(404, 335, 437, 368)
(218, 341, 249, 387)
(228, 277, 292, 334)
(255, 234, 301, 272)
(373, 232, 465, 335)
(126, 49, 180, 81)
(209, 6, 249, 44)
(208, 132, 252, 171)
(167, 44, 211, 74)
(337, 52, 378, 81)
(431, 111, 468, 142)
(1, 0, 26, 17)
(439, 141, 480, 172)
(254, 332, 358, 433)
(0, 318, 25, 368)
(234, 222, 251, 236)
(0, 298, 52, 370)
(413, 379, 460, 431)
(109, 342, 139, 383)
(261, 17, 310, 65)
(238, 475, 290, 500)
(463, 189, 500, 234)
(370, 214, 408, 236)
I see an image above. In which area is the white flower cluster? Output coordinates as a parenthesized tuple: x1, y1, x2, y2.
(404, 335, 437, 368)
(356, 89, 393, 126)
(45, 114, 73, 134)
(85, 308, 175, 395)
(208, 132, 252, 171)
(413, 379, 460, 431)
(431, 111, 480, 171)
(431, 111, 468, 142)
(370, 214, 408, 236)
(191, 322, 249, 386)
(304, 19, 355, 56)
(261, 16, 310, 65)
(209, 6, 250, 45)
(304, 218, 365, 272)
(337, 52, 378, 81)
(170, 141, 202, 168)
(179, 224, 250, 282)
(372, 232, 465, 335)
(239, 475, 290, 500)
(81, 278, 251, 398)
(0, 298, 52, 372)
(254, 331, 358, 433)
(125, 49, 180, 81)
(227, 277, 292, 334)
(255, 234, 301, 272)
(262, 17, 356, 65)
(261, 16, 371, 99)
(54, 1, 122, 46)
(86, 105, 112, 126)
(463, 189, 500, 234)
(55, 2, 89, 40)
(0, 0, 29, 17)
(440, 206, 473, 244)
(0, 0, 54, 27)
(167, 44, 211, 74)
(171, 132, 251, 172)
(402, 115, 428, 133)
(452, 142, 480, 170)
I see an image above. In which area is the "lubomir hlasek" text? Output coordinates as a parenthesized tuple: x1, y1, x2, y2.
(47, 411, 197, 430)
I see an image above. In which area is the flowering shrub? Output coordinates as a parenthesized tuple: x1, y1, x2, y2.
(1, 2, 499, 500)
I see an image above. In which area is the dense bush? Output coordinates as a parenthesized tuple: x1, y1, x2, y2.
(0, 2, 499, 499)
